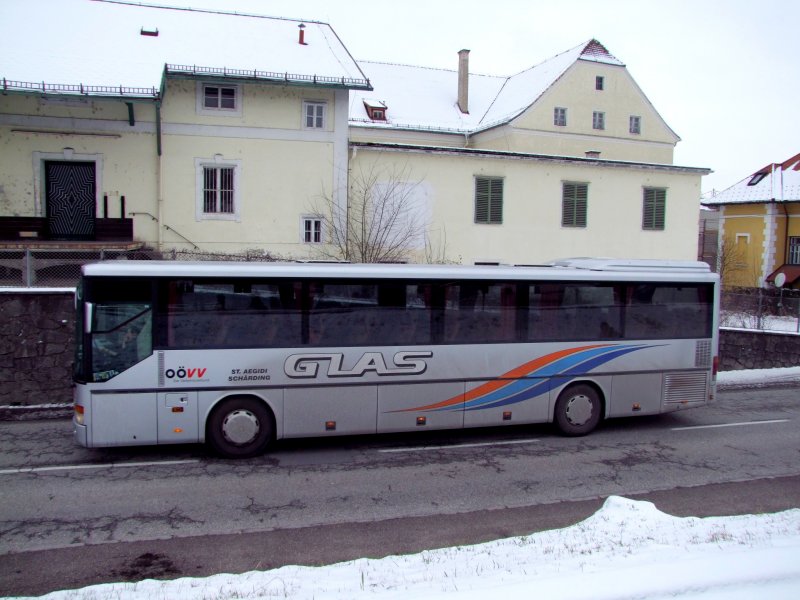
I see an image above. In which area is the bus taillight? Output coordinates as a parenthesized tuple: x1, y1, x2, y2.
(74, 404, 85, 425)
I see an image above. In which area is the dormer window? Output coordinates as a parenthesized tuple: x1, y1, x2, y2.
(363, 99, 387, 121)
(748, 172, 768, 186)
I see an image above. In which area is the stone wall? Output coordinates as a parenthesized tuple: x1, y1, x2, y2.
(0, 293, 797, 408)
(719, 328, 800, 371)
(0, 291, 75, 406)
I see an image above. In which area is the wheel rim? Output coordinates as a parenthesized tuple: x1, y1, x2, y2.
(564, 394, 594, 426)
(221, 409, 261, 446)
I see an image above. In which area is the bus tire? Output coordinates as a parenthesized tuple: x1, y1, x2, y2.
(554, 384, 602, 436)
(207, 397, 274, 458)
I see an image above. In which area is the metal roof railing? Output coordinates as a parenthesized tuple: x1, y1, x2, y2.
(2, 78, 159, 98)
(164, 64, 371, 89)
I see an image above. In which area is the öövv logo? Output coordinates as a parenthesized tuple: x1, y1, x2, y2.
(165, 366, 207, 380)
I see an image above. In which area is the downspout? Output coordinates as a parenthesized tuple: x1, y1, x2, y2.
(156, 100, 163, 251)
(780, 163, 789, 265)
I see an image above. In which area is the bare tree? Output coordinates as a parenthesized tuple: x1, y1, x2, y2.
(311, 162, 427, 263)
(717, 235, 751, 288)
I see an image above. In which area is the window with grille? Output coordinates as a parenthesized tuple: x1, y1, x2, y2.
(203, 167, 235, 214)
(195, 158, 241, 221)
(789, 237, 800, 265)
(642, 188, 666, 230)
(629, 115, 641, 134)
(303, 217, 323, 243)
(592, 111, 605, 130)
(554, 107, 567, 127)
(303, 101, 326, 129)
(474, 177, 503, 224)
(562, 182, 588, 228)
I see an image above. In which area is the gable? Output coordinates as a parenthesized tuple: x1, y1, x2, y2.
(350, 38, 675, 149)
(511, 60, 680, 145)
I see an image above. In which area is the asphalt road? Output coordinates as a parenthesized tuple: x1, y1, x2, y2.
(1, 385, 799, 596)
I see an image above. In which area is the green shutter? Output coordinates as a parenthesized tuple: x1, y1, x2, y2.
(475, 177, 503, 224)
(643, 188, 666, 230)
(562, 183, 588, 227)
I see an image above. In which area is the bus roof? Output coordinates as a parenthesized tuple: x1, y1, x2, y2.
(81, 259, 717, 283)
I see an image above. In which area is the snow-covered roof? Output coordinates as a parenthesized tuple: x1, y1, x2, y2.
(0, 0, 371, 98)
(702, 152, 800, 205)
(350, 39, 625, 133)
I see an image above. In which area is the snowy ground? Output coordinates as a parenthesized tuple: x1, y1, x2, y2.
(721, 312, 800, 334)
(9, 367, 800, 600)
(13, 496, 800, 600)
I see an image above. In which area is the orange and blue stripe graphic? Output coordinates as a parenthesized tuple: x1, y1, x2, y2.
(396, 343, 653, 413)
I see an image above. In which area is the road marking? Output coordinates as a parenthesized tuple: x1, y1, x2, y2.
(378, 438, 540, 453)
(0, 459, 200, 475)
(672, 419, 790, 432)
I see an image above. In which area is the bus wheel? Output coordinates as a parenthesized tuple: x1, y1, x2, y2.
(207, 397, 273, 458)
(554, 384, 601, 436)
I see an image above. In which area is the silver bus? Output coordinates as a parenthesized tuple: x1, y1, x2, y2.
(73, 259, 719, 458)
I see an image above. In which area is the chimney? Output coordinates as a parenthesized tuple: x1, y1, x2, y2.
(458, 49, 470, 114)
(298, 23, 307, 45)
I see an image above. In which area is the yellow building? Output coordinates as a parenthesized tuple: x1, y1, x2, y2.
(1, 1, 709, 265)
(702, 153, 800, 289)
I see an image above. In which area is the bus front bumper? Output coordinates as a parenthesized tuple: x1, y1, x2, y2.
(73, 418, 88, 447)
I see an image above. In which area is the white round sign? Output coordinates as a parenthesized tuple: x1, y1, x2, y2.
(775, 272, 786, 288)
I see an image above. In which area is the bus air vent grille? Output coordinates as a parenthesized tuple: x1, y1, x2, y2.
(694, 340, 711, 368)
(158, 352, 165, 387)
(663, 372, 707, 404)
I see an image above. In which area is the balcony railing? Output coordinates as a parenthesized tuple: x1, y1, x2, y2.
(0, 217, 133, 243)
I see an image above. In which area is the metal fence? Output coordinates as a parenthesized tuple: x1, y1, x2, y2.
(721, 290, 800, 333)
(0, 249, 155, 288)
(0, 248, 283, 288)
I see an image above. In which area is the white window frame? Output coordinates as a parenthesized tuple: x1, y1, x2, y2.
(196, 82, 242, 117)
(301, 216, 324, 243)
(303, 101, 327, 130)
(789, 236, 800, 265)
(554, 107, 567, 127)
(194, 157, 242, 222)
(629, 115, 641, 135)
(595, 76, 604, 91)
(592, 111, 605, 130)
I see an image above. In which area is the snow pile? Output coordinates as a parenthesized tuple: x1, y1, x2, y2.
(20, 496, 800, 600)
(717, 365, 800, 388)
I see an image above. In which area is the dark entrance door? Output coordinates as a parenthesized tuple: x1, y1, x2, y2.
(45, 161, 96, 240)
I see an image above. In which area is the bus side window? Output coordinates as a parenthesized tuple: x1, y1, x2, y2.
(91, 304, 152, 380)
(443, 283, 516, 344)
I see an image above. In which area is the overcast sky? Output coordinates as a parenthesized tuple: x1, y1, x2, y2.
(74, 0, 800, 194)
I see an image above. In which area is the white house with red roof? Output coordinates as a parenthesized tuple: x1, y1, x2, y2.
(0, 0, 709, 265)
(702, 152, 800, 288)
